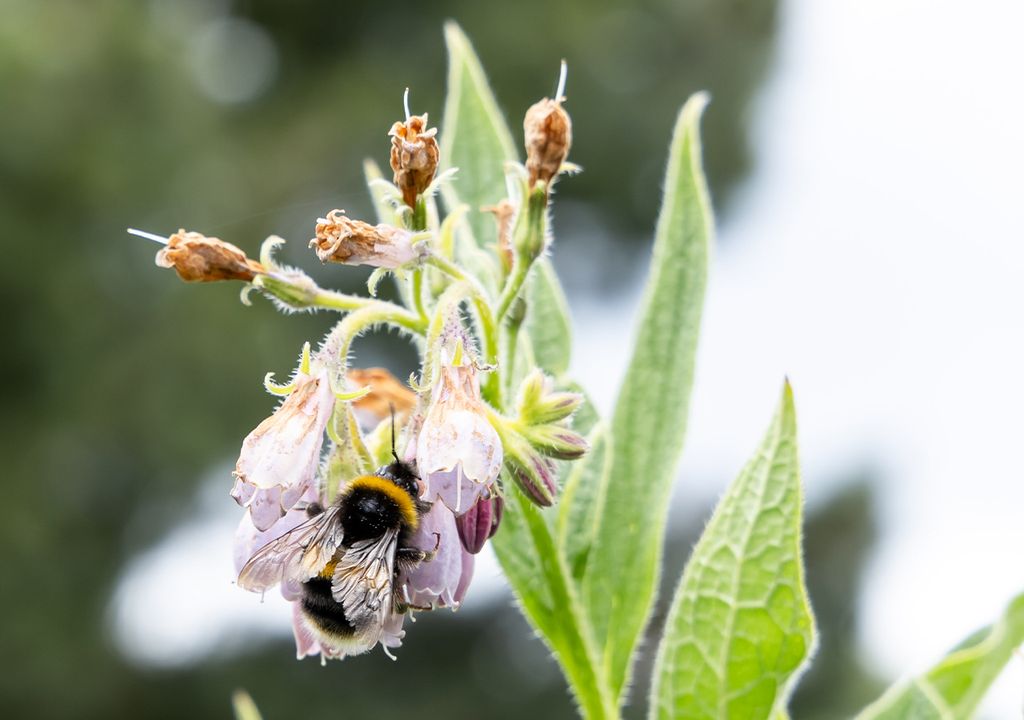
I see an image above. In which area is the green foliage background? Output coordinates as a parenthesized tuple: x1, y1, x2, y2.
(0, 1, 887, 718)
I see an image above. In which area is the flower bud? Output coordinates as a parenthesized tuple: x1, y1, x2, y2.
(455, 495, 503, 554)
(511, 453, 558, 507)
(523, 424, 589, 460)
(389, 113, 439, 208)
(310, 210, 424, 269)
(524, 96, 571, 188)
(515, 369, 583, 425)
(155, 229, 264, 282)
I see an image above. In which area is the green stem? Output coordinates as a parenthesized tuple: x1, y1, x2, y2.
(496, 261, 531, 322)
(425, 255, 501, 406)
(315, 291, 425, 334)
(494, 493, 619, 720)
(496, 185, 547, 322)
(502, 297, 526, 400)
(410, 269, 428, 324)
(407, 195, 430, 324)
(256, 273, 426, 333)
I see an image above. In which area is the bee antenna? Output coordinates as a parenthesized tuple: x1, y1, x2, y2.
(389, 402, 400, 464)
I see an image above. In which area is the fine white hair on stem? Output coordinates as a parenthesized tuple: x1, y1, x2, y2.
(127, 228, 169, 245)
(555, 60, 568, 102)
(403, 87, 411, 121)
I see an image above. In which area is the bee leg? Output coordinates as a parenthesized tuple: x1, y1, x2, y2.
(395, 599, 435, 613)
(396, 546, 430, 570)
(293, 501, 324, 518)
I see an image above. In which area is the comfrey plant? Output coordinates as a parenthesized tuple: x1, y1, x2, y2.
(142, 24, 1024, 720)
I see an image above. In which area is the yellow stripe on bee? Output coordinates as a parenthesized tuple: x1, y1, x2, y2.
(344, 475, 419, 530)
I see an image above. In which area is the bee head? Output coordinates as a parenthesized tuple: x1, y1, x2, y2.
(376, 459, 420, 498)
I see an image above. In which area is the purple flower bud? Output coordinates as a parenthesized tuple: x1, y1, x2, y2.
(455, 495, 503, 554)
(512, 455, 558, 507)
(488, 495, 504, 539)
(526, 425, 589, 460)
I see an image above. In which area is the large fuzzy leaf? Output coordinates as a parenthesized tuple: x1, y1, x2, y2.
(855, 592, 1024, 719)
(649, 382, 816, 720)
(581, 93, 712, 703)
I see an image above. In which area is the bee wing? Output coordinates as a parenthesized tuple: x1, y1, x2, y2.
(237, 506, 344, 592)
(331, 527, 399, 637)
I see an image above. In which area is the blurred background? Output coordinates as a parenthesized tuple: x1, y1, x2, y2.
(3, 0, 1023, 718)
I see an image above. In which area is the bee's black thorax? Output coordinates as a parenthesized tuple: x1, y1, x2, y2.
(339, 485, 406, 541)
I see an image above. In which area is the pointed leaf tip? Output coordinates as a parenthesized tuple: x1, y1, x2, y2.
(650, 387, 814, 719)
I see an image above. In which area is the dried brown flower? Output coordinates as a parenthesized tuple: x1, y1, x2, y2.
(346, 367, 418, 419)
(524, 97, 572, 187)
(155, 230, 264, 282)
(389, 113, 439, 208)
(310, 210, 422, 268)
(483, 200, 515, 271)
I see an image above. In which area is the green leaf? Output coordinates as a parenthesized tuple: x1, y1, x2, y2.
(558, 421, 610, 581)
(525, 257, 573, 377)
(440, 21, 517, 251)
(363, 158, 402, 227)
(582, 92, 713, 702)
(649, 382, 816, 720)
(855, 592, 1024, 720)
(492, 488, 617, 720)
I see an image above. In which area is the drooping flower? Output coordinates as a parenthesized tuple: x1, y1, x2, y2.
(389, 112, 439, 208)
(416, 356, 503, 515)
(310, 210, 424, 269)
(232, 365, 335, 531)
(155, 229, 265, 282)
(233, 485, 320, 579)
(399, 501, 474, 608)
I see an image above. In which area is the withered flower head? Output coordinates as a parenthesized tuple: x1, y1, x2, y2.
(483, 199, 515, 271)
(346, 367, 418, 427)
(310, 210, 423, 269)
(389, 113, 439, 208)
(524, 96, 572, 188)
(155, 229, 265, 282)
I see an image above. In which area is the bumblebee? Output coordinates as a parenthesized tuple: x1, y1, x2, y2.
(238, 458, 433, 657)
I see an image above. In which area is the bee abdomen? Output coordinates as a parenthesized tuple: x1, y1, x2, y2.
(300, 577, 357, 637)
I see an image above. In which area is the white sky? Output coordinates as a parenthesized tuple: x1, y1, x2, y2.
(113, 0, 1024, 715)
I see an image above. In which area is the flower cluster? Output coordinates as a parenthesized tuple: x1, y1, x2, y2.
(142, 73, 584, 662)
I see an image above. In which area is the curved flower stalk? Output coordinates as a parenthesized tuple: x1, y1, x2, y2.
(139, 34, 595, 676)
